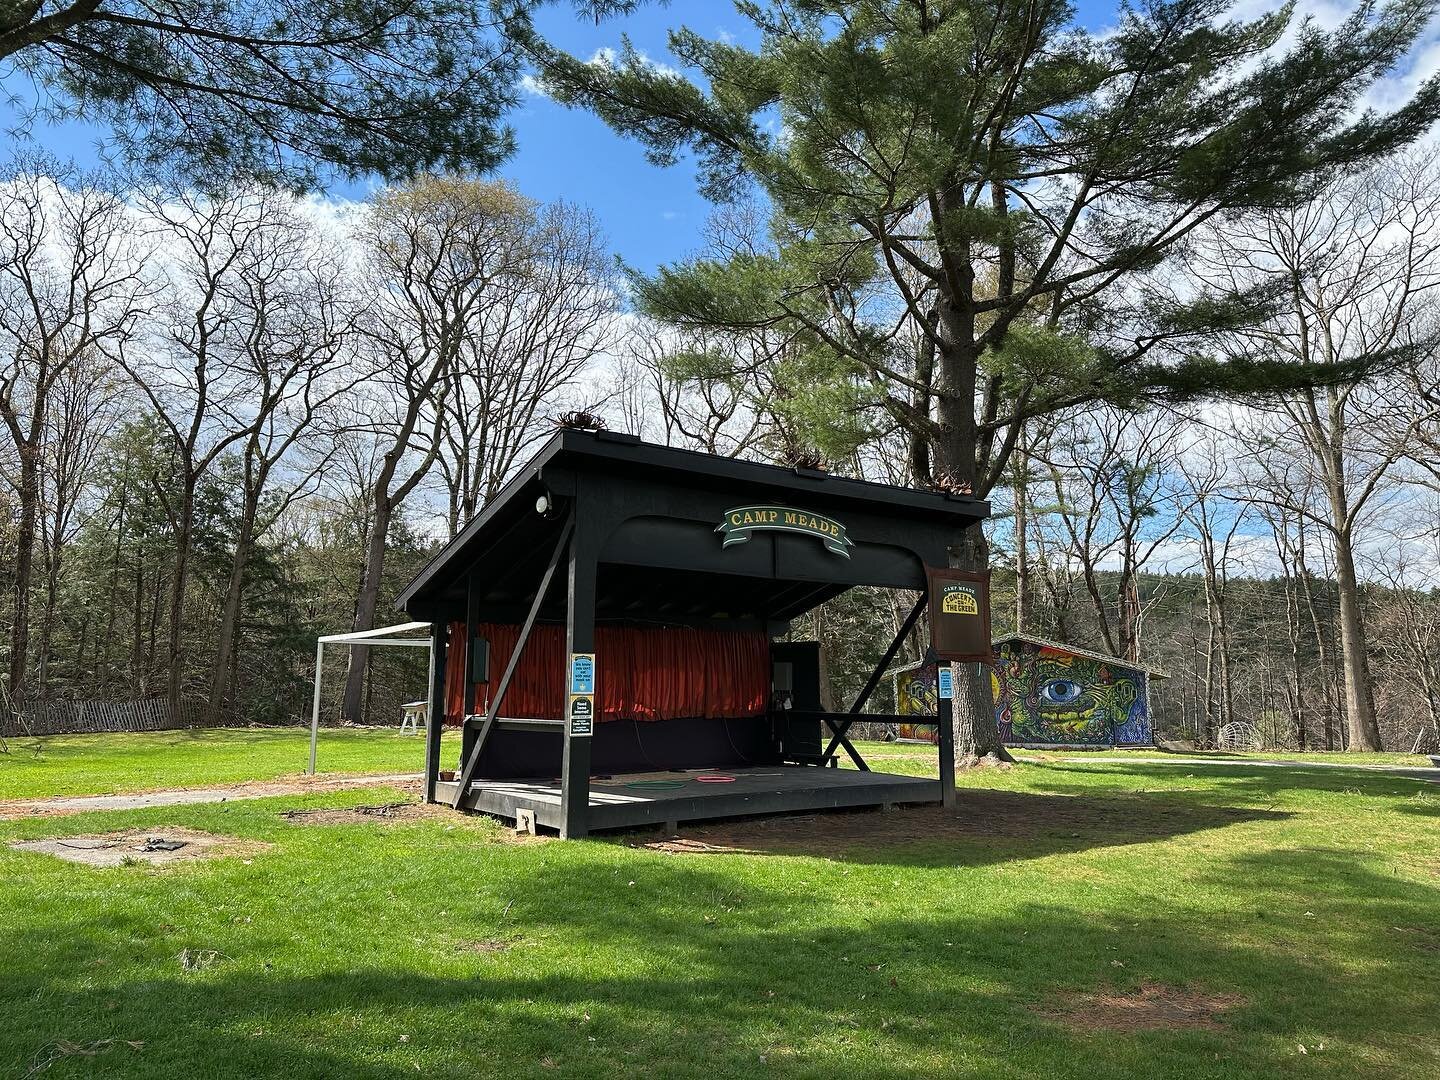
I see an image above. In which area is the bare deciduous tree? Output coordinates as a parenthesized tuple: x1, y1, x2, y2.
(436, 200, 617, 534)
(340, 177, 534, 724)
(0, 164, 145, 709)
(1197, 151, 1440, 751)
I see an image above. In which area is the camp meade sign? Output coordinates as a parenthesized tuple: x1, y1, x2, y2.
(717, 505, 853, 558)
(926, 566, 993, 662)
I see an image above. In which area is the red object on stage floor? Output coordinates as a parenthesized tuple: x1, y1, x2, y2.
(444, 622, 770, 725)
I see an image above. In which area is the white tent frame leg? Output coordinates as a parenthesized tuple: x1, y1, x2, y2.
(308, 622, 433, 775)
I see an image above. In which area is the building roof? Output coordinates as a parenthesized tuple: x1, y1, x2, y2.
(889, 635, 1169, 678)
(993, 634, 1168, 678)
(396, 428, 989, 625)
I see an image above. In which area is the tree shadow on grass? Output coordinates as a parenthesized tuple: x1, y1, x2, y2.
(621, 787, 1290, 869)
(1019, 761, 1439, 804)
(1, 842, 1434, 1080)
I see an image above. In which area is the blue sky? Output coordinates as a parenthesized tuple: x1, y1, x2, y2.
(0, 1, 1118, 273)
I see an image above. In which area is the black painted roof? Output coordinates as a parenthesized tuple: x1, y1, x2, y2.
(396, 428, 988, 618)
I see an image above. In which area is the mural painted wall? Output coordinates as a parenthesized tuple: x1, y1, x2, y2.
(993, 642, 1151, 747)
(894, 665, 939, 743)
(893, 642, 1153, 747)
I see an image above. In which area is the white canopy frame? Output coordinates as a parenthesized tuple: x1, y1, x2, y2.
(308, 621, 433, 774)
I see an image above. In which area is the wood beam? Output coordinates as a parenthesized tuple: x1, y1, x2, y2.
(423, 624, 447, 804)
(821, 592, 929, 769)
(560, 515, 597, 839)
(450, 513, 575, 809)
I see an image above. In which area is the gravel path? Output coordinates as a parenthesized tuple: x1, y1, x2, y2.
(0, 773, 422, 819)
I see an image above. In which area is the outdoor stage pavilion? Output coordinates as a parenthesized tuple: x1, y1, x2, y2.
(397, 428, 990, 838)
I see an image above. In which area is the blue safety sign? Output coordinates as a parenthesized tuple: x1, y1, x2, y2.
(570, 653, 595, 695)
(937, 666, 954, 700)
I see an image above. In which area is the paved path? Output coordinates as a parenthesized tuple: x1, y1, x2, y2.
(1, 773, 422, 818)
(1030, 756, 1440, 781)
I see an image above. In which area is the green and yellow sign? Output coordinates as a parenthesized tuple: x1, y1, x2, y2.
(717, 505, 853, 558)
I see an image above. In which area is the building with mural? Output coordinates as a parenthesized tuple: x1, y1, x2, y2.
(892, 635, 1162, 748)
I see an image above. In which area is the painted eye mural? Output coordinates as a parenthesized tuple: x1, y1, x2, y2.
(994, 643, 1153, 747)
(1039, 678, 1084, 706)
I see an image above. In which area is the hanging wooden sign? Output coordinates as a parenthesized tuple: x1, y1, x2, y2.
(926, 566, 993, 662)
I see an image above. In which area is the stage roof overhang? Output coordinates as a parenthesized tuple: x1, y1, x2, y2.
(397, 430, 990, 628)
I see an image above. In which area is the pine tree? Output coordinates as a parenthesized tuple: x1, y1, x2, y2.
(1, 0, 636, 185)
(526, 0, 1440, 756)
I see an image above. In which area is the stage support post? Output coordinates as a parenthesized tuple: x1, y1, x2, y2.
(937, 669, 956, 809)
(452, 518, 574, 809)
(424, 623, 447, 803)
(560, 518, 596, 840)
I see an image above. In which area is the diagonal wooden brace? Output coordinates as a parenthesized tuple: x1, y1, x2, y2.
(451, 512, 575, 809)
(821, 591, 929, 769)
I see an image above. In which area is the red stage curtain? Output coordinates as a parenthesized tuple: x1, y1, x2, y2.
(444, 622, 769, 725)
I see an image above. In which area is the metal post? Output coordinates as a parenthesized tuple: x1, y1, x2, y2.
(308, 640, 324, 775)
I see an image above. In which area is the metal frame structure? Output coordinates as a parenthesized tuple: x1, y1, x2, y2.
(307, 622, 432, 775)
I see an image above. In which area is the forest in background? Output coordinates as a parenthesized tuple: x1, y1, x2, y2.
(1, 152, 1437, 752)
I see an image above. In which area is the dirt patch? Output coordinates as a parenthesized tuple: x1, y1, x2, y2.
(635, 789, 1269, 859)
(0, 773, 422, 820)
(1035, 981, 1244, 1032)
(279, 800, 548, 843)
(280, 801, 428, 825)
(455, 937, 519, 955)
(10, 826, 268, 868)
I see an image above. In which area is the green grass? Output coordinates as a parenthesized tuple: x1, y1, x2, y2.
(859, 741, 1433, 770)
(0, 727, 459, 801)
(3, 734, 1438, 1078)
(1023, 746, 1431, 767)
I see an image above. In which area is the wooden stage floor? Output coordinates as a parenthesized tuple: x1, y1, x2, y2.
(434, 765, 941, 833)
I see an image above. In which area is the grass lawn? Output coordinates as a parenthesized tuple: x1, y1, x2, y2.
(860, 742, 1435, 770)
(0, 727, 460, 801)
(3, 735, 1437, 1078)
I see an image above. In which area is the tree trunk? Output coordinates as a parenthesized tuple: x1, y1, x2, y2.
(165, 480, 196, 714)
(205, 507, 256, 724)
(341, 495, 392, 725)
(35, 560, 60, 707)
(948, 523, 1012, 762)
(1202, 614, 1217, 748)
(7, 440, 39, 709)
(1216, 592, 1234, 731)
(1285, 575, 1306, 750)
(1013, 456, 1029, 634)
(1333, 530, 1382, 751)
(98, 481, 126, 691)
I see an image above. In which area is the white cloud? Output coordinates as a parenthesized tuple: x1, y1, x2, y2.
(517, 73, 549, 100)
(587, 45, 682, 80)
